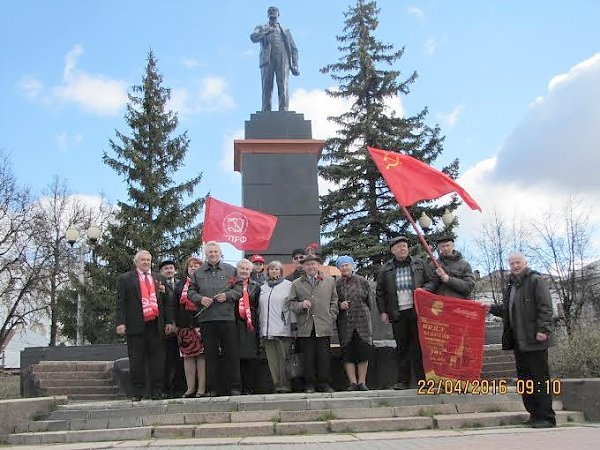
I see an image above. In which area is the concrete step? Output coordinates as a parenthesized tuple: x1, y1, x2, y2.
(434, 409, 584, 430)
(43, 386, 121, 396)
(33, 371, 112, 380)
(32, 361, 112, 372)
(38, 378, 115, 388)
(482, 361, 517, 372)
(66, 394, 126, 401)
(6, 410, 586, 445)
(483, 353, 515, 363)
(481, 370, 517, 379)
(5, 390, 586, 446)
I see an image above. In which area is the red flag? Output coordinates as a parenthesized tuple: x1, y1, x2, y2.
(203, 196, 278, 251)
(368, 146, 481, 211)
(414, 288, 486, 381)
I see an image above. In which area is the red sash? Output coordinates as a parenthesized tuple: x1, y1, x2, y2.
(139, 272, 159, 322)
(179, 278, 197, 312)
(238, 279, 254, 331)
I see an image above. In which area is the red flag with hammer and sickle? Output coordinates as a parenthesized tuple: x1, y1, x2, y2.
(368, 146, 481, 211)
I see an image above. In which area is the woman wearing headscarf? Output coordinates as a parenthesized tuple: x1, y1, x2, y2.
(174, 256, 206, 397)
(236, 258, 261, 394)
(336, 255, 373, 391)
(258, 260, 295, 393)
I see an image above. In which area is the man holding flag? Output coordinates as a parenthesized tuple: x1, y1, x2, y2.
(368, 146, 484, 387)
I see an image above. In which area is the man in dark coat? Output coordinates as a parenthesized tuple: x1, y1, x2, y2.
(490, 252, 556, 428)
(187, 241, 242, 396)
(159, 259, 185, 398)
(116, 250, 174, 400)
(376, 236, 433, 390)
(424, 236, 475, 299)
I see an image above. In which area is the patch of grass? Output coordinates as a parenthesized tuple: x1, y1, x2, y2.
(0, 373, 20, 400)
(316, 411, 336, 421)
(377, 400, 390, 407)
(418, 407, 436, 418)
(567, 415, 574, 423)
(271, 415, 281, 423)
(462, 421, 483, 429)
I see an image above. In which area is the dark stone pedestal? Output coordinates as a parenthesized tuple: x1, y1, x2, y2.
(234, 112, 325, 261)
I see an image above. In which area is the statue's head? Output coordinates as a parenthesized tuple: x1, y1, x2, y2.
(267, 6, 279, 19)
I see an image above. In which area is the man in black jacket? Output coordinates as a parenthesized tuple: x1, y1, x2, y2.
(159, 259, 184, 398)
(187, 241, 243, 396)
(490, 252, 556, 428)
(424, 236, 475, 299)
(376, 236, 432, 389)
(116, 250, 174, 400)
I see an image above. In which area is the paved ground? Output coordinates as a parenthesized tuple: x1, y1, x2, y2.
(6, 425, 600, 450)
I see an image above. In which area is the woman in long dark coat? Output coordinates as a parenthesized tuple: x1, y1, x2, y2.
(236, 258, 261, 394)
(335, 255, 373, 391)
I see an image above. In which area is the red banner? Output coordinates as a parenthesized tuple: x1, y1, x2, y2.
(368, 146, 481, 211)
(414, 288, 486, 381)
(203, 196, 278, 251)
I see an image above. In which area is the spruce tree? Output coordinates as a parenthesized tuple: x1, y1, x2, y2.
(78, 51, 204, 343)
(320, 0, 460, 278)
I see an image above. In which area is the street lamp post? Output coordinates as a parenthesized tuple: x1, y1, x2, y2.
(65, 225, 101, 346)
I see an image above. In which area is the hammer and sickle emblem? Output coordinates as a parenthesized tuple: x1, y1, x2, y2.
(383, 153, 402, 170)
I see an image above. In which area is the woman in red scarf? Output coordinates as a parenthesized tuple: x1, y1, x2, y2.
(174, 256, 206, 397)
(236, 258, 261, 394)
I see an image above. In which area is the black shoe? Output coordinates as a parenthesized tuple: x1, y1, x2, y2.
(356, 383, 369, 391)
(229, 389, 242, 396)
(150, 391, 166, 400)
(391, 382, 410, 390)
(318, 384, 334, 393)
(531, 420, 556, 428)
(347, 383, 358, 391)
(304, 385, 316, 394)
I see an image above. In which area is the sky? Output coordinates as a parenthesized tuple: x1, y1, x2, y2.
(1, 0, 600, 267)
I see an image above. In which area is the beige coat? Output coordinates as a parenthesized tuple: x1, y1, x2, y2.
(287, 272, 339, 338)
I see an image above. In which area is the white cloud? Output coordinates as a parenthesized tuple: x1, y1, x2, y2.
(437, 104, 464, 128)
(219, 128, 244, 174)
(424, 37, 437, 56)
(182, 58, 203, 68)
(51, 45, 128, 115)
(169, 75, 235, 116)
(451, 54, 600, 254)
(55, 132, 83, 152)
(17, 75, 43, 100)
(492, 52, 600, 192)
(406, 6, 425, 22)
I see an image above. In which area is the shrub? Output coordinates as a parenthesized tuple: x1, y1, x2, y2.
(550, 322, 600, 377)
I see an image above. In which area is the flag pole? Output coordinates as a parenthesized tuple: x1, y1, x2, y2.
(399, 204, 442, 270)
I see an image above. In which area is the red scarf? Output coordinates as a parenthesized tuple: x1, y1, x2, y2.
(238, 278, 254, 331)
(138, 271, 159, 322)
(179, 278, 197, 312)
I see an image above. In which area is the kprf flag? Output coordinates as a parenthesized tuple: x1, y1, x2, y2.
(414, 288, 486, 381)
(368, 146, 481, 211)
(203, 196, 277, 251)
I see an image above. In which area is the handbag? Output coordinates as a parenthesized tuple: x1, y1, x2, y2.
(285, 341, 303, 379)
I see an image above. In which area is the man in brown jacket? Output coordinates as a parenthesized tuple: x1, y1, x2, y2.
(287, 254, 338, 393)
